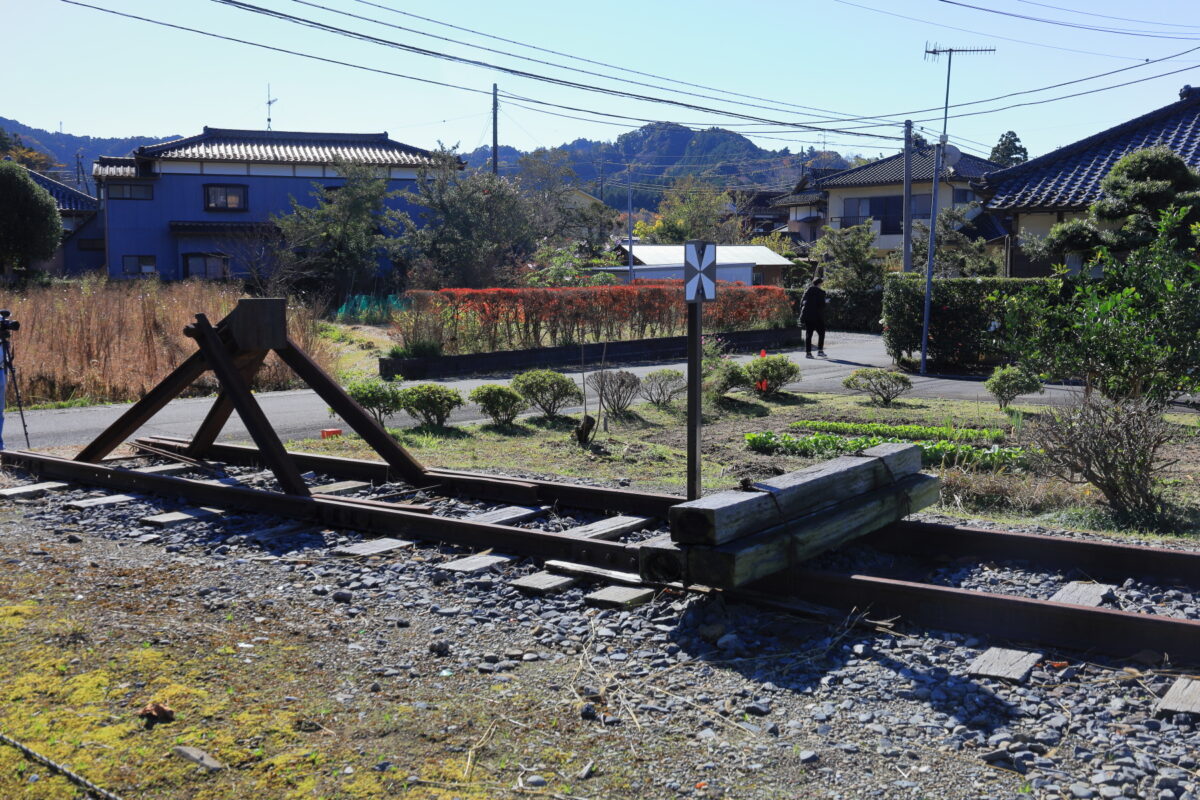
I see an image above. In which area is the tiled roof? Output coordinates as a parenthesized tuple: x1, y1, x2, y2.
(816, 147, 1000, 188)
(772, 190, 824, 207)
(976, 86, 1200, 212)
(619, 244, 793, 267)
(93, 156, 138, 178)
(136, 127, 441, 166)
(24, 168, 97, 213)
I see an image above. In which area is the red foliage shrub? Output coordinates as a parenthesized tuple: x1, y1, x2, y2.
(393, 281, 792, 355)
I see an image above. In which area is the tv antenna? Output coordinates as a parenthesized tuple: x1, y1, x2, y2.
(266, 84, 278, 130)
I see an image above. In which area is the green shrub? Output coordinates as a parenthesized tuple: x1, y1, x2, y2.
(882, 274, 1049, 368)
(396, 383, 464, 427)
(746, 431, 1027, 470)
(343, 378, 406, 426)
(640, 369, 686, 407)
(790, 419, 1005, 443)
(587, 369, 641, 414)
(703, 360, 748, 402)
(743, 354, 801, 396)
(468, 384, 528, 425)
(842, 368, 913, 406)
(388, 340, 443, 359)
(511, 369, 583, 417)
(985, 365, 1044, 409)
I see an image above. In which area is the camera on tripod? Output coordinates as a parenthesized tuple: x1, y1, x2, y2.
(0, 310, 19, 338)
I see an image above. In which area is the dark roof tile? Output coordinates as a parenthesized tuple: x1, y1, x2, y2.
(815, 147, 999, 188)
(24, 167, 98, 212)
(137, 126, 441, 167)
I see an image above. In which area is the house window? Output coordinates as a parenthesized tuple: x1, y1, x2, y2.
(108, 183, 153, 200)
(910, 193, 932, 219)
(183, 253, 231, 280)
(78, 238, 104, 251)
(121, 255, 157, 275)
(953, 188, 976, 205)
(844, 196, 904, 234)
(205, 185, 248, 211)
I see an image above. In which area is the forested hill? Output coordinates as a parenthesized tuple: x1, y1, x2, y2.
(0, 116, 177, 187)
(465, 122, 854, 211)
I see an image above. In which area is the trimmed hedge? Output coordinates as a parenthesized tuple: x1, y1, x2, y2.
(786, 287, 883, 333)
(882, 274, 1049, 368)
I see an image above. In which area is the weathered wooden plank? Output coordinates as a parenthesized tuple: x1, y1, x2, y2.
(509, 571, 577, 595)
(585, 585, 655, 608)
(465, 505, 547, 525)
(544, 559, 644, 586)
(333, 537, 414, 557)
(564, 515, 651, 540)
(440, 554, 513, 573)
(311, 479, 370, 496)
(968, 647, 1043, 682)
(0, 481, 70, 499)
(66, 493, 141, 509)
(133, 463, 192, 476)
(685, 472, 940, 588)
(669, 443, 923, 545)
(141, 507, 226, 527)
(1157, 678, 1200, 716)
(637, 533, 685, 584)
(1049, 581, 1115, 607)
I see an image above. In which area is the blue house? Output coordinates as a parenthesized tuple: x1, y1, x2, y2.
(92, 127, 442, 281)
(19, 164, 105, 275)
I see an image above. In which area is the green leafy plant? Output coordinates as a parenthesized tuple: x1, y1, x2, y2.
(790, 419, 1005, 443)
(640, 369, 687, 407)
(343, 378, 406, 426)
(743, 354, 801, 396)
(396, 383, 464, 427)
(841, 368, 913, 406)
(984, 365, 1044, 409)
(511, 369, 583, 417)
(747, 431, 1027, 470)
(468, 384, 528, 426)
(388, 340, 443, 359)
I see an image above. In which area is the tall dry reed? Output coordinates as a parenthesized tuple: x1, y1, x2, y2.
(0, 278, 335, 404)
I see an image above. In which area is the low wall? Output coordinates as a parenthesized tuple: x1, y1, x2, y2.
(379, 327, 807, 380)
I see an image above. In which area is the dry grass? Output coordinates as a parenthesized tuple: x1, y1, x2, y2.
(2, 278, 334, 404)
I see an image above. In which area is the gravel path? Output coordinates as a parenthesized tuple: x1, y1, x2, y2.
(2, 464, 1198, 800)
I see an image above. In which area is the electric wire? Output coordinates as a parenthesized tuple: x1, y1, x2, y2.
(1013, 0, 1200, 30)
(938, 0, 1200, 40)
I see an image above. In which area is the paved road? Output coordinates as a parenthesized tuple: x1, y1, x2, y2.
(11, 333, 1078, 450)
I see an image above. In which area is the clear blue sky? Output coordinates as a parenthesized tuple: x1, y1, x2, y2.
(7, 0, 1200, 168)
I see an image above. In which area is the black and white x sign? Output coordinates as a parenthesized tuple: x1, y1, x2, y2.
(684, 241, 716, 303)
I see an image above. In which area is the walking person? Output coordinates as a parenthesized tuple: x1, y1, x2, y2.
(799, 276, 827, 358)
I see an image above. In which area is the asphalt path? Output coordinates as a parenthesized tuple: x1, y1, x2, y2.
(11, 333, 1080, 451)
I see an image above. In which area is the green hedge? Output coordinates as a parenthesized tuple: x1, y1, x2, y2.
(881, 274, 1049, 368)
(786, 287, 884, 333)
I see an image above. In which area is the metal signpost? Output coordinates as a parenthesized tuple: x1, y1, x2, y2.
(684, 240, 716, 500)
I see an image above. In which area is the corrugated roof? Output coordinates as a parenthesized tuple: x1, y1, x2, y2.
(24, 168, 97, 213)
(816, 148, 999, 188)
(93, 156, 137, 178)
(136, 126, 441, 166)
(621, 244, 793, 267)
(975, 86, 1200, 212)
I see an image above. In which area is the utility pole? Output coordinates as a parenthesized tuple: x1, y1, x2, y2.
(491, 83, 499, 175)
(627, 168, 634, 281)
(902, 119, 913, 273)
(266, 84, 277, 130)
(920, 44, 994, 376)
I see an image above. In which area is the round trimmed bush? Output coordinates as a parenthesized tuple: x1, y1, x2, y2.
(743, 354, 801, 396)
(344, 378, 405, 426)
(511, 369, 583, 417)
(469, 384, 529, 425)
(640, 369, 687, 407)
(984, 364, 1044, 409)
(842, 368, 913, 406)
(396, 383, 464, 427)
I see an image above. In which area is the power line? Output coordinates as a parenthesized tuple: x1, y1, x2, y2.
(209, 0, 903, 139)
(1013, 0, 1200, 30)
(831, 0, 1168, 60)
(938, 0, 1200, 40)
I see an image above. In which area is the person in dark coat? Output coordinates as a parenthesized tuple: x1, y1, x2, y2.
(799, 276, 827, 358)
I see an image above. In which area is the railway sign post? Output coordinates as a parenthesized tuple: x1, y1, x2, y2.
(684, 241, 716, 500)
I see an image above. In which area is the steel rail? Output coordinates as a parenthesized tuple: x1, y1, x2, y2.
(864, 520, 1200, 585)
(737, 567, 1200, 664)
(0, 450, 643, 572)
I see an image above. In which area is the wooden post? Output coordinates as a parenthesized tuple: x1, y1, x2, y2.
(185, 350, 269, 458)
(190, 315, 310, 497)
(686, 301, 702, 500)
